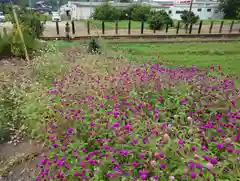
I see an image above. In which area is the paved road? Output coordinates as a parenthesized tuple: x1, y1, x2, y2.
(0, 21, 87, 36)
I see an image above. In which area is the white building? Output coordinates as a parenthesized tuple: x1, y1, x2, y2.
(64, 0, 223, 20)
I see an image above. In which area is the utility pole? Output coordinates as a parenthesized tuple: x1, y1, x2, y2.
(189, 0, 193, 12)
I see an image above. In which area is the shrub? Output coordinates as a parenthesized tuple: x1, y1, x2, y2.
(127, 4, 151, 21)
(0, 84, 27, 144)
(237, 8, 240, 20)
(92, 3, 121, 21)
(88, 37, 101, 54)
(10, 24, 37, 58)
(0, 44, 72, 143)
(0, 6, 45, 58)
(148, 10, 173, 30)
(0, 32, 11, 57)
(180, 10, 199, 25)
(119, 8, 131, 20)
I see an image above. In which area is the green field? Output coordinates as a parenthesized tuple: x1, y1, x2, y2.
(79, 19, 240, 30)
(112, 42, 240, 76)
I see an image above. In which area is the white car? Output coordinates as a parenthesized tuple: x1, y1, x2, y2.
(0, 12, 5, 22)
(51, 12, 61, 22)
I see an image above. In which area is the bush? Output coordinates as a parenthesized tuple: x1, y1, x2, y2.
(237, 8, 240, 20)
(88, 37, 101, 54)
(0, 32, 11, 57)
(127, 4, 151, 21)
(0, 44, 72, 143)
(0, 6, 45, 58)
(148, 10, 173, 30)
(119, 9, 131, 20)
(92, 3, 121, 21)
(180, 10, 199, 25)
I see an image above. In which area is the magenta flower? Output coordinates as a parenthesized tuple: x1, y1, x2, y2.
(160, 164, 166, 169)
(139, 153, 145, 159)
(112, 122, 119, 128)
(190, 172, 197, 179)
(178, 139, 183, 145)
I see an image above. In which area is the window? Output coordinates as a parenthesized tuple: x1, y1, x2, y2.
(207, 8, 211, 12)
(176, 11, 184, 14)
(168, 10, 172, 14)
(197, 8, 202, 12)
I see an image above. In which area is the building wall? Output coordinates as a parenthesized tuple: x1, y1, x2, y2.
(67, 1, 224, 20)
(169, 3, 224, 20)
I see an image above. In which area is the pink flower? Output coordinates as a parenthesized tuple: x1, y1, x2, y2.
(206, 162, 213, 170)
(163, 134, 170, 141)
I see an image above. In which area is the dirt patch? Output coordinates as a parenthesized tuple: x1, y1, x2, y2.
(0, 140, 42, 181)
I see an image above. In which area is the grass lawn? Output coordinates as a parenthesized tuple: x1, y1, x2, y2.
(112, 42, 240, 76)
(78, 19, 240, 30)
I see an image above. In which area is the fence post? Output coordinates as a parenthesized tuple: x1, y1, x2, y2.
(176, 21, 180, 34)
(141, 21, 144, 34)
(229, 20, 234, 33)
(189, 23, 193, 34)
(87, 21, 90, 35)
(71, 20, 75, 35)
(65, 22, 70, 41)
(115, 21, 118, 34)
(165, 24, 169, 33)
(153, 22, 156, 33)
(102, 21, 105, 34)
(128, 20, 131, 34)
(185, 24, 188, 34)
(198, 20, 202, 34)
(56, 21, 59, 35)
(209, 21, 213, 33)
(219, 21, 224, 33)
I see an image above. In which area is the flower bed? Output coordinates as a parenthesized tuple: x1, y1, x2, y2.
(36, 58, 240, 181)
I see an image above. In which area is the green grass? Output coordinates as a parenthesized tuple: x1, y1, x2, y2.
(78, 19, 240, 30)
(112, 42, 240, 76)
(84, 20, 146, 30)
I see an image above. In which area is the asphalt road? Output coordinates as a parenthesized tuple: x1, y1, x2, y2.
(0, 21, 87, 36)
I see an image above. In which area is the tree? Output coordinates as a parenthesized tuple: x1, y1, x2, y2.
(180, 10, 199, 25)
(236, 8, 240, 20)
(218, 0, 240, 19)
(120, 0, 132, 2)
(127, 4, 151, 21)
(91, 2, 121, 21)
(148, 10, 173, 30)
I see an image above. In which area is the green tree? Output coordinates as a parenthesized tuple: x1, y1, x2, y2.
(236, 8, 240, 19)
(180, 10, 199, 25)
(148, 10, 173, 30)
(91, 3, 121, 21)
(218, 0, 240, 19)
(127, 4, 151, 21)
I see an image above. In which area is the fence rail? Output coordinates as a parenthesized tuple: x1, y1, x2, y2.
(40, 33, 240, 41)
(45, 20, 240, 38)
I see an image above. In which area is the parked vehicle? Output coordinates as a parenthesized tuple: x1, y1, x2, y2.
(51, 11, 61, 22)
(0, 12, 5, 22)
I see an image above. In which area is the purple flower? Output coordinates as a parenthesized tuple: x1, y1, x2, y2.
(140, 175, 147, 180)
(210, 158, 217, 165)
(112, 122, 119, 128)
(190, 172, 197, 179)
(160, 164, 166, 169)
(74, 172, 78, 177)
(139, 153, 145, 159)
(217, 143, 224, 149)
(178, 139, 183, 145)
(191, 145, 196, 151)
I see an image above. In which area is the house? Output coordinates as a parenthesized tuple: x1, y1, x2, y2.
(66, 0, 223, 20)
